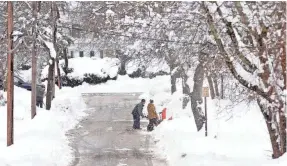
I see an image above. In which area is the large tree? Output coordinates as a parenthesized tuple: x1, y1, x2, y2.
(202, 1, 286, 158)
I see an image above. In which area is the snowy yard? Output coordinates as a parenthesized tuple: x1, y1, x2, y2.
(0, 1, 285, 166)
(0, 86, 87, 166)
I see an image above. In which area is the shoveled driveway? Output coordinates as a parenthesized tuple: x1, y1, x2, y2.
(67, 93, 167, 166)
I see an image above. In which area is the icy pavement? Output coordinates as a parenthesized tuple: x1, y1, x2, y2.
(67, 93, 167, 166)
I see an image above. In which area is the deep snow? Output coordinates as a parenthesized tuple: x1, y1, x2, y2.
(0, 86, 87, 166)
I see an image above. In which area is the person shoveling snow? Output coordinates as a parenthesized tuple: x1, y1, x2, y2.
(147, 99, 160, 131)
(131, 99, 146, 129)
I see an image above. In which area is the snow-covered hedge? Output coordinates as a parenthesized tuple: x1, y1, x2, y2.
(41, 57, 120, 87)
(127, 59, 170, 79)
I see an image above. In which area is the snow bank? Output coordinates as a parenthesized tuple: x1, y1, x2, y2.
(142, 77, 287, 165)
(0, 86, 87, 166)
(41, 57, 120, 80)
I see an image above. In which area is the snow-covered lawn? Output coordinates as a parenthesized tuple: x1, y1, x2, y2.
(0, 86, 87, 166)
(152, 97, 287, 166)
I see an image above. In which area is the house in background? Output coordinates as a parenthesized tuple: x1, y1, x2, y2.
(67, 24, 119, 59)
(68, 43, 118, 59)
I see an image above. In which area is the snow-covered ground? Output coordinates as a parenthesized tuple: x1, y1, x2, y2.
(0, 73, 286, 166)
(66, 75, 287, 165)
(78, 75, 287, 165)
(0, 86, 87, 166)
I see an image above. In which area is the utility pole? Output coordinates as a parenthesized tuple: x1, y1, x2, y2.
(31, 1, 38, 119)
(7, 1, 14, 146)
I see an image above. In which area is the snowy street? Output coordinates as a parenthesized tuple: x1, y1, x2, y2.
(68, 92, 167, 166)
(0, 1, 286, 165)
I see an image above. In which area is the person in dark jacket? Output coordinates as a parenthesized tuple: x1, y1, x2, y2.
(132, 99, 146, 129)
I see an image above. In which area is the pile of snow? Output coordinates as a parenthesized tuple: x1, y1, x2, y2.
(0, 86, 87, 165)
(135, 76, 287, 166)
(41, 57, 120, 80)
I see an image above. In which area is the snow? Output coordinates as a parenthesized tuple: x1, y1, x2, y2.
(141, 78, 287, 166)
(76, 74, 285, 166)
(1, 69, 286, 165)
(126, 59, 170, 75)
(41, 57, 120, 80)
(0, 86, 87, 166)
(44, 41, 56, 58)
(18, 69, 31, 82)
(74, 75, 283, 166)
(106, 9, 115, 17)
(71, 75, 287, 166)
(12, 31, 23, 36)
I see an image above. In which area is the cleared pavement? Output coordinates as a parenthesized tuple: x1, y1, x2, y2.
(68, 93, 167, 166)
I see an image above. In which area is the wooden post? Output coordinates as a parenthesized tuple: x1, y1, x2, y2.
(7, 1, 14, 146)
(204, 96, 207, 137)
(221, 74, 224, 99)
(202, 87, 209, 137)
(31, 1, 38, 119)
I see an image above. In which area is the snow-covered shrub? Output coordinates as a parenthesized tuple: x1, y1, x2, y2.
(127, 59, 170, 79)
(128, 68, 143, 78)
(41, 57, 120, 87)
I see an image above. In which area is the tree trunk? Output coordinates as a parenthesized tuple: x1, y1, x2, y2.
(279, 101, 286, 154)
(221, 74, 224, 99)
(181, 67, 190, 109)
(63, 48, 68, 75)
(100, 50, 104, 59)
(212, 73, 220, 97)
(190, 62, 205, 131)
(207, 73, 215, 99)
(52, 64, 55, 98)
(46, 59, 55, 110)
(118, 60, 127, 75)
(203, 1, 286, 158)
(170, 66, 179, 94)
(31, 1, 38, 119)
(171, 73, 177, 94)
(257, 99, 282, 158)
(56, 58, 61, 89)
(52, 1, 59, 94)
